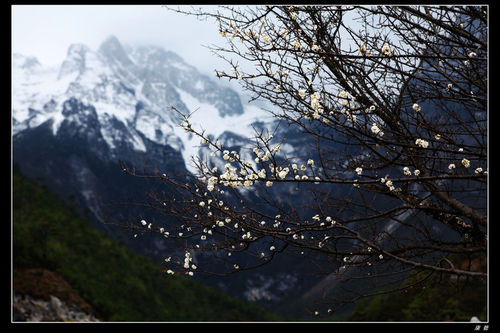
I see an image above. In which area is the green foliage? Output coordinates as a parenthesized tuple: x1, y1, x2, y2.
(348, 266, 487, 322)
(13, 171, 280, 321)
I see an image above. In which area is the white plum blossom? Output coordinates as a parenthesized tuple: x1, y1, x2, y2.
(412, 103, 421, 112)
(403, 167, 411, 176)
(415, 138, 429, 148)
(381, 43, 391, 56)
(292, 39, 302, 50)
(298, 89, 306, 99)
(385, 179, 395, 191)
(462, 158, 471, 168)
(371, 123, 383, 136)
(359, 42, 366, 53)
(355, 167, 363, 175)
(310, 93, 322, 112)
(278, 168, 290, 179)
(448, 163, 456, 170)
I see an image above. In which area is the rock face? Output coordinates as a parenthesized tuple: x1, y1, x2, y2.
(13, 268, 101, 322)
(13, 294, 100, 322)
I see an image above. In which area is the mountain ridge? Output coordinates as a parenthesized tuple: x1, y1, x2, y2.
(13, 35, 271, 174)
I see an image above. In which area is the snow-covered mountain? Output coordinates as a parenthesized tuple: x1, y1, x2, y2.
(13, 36, 317, 308)
(12, 35, 273, 174)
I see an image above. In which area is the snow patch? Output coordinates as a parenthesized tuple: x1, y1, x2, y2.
(129, 130, 147, 152)
(93, 101, 134, 126)
(176, 88, 272, 139)
(173, 87, 274, 174)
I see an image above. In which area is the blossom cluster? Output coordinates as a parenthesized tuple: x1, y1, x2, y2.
(309, 92, 324, 119)
(371, 123, 384, 137)
(415, 138, 429, 148)
(198, 139, 319, 192)
(380, 176, 396, 191)
(381, 43, 391, 56)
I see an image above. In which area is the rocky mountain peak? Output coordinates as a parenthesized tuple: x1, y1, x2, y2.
(98, 35, 134, 67)
(57, 43, 91, 79)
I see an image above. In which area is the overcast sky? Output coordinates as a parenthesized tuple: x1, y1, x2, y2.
(12, 5, 233, 78)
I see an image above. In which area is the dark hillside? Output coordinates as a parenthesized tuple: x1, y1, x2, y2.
(12, 169, 281, 321)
